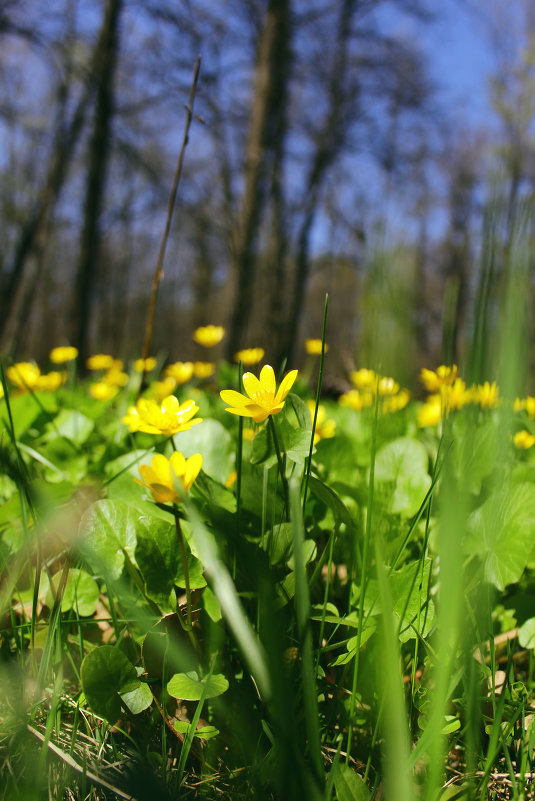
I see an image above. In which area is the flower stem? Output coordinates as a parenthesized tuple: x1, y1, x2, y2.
(174, 508, 192, 630)
(268, 415, 289, 520)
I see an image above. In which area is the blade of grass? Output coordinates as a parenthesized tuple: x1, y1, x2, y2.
(290, 477, 324, 786)
(303, 293, 328, 514)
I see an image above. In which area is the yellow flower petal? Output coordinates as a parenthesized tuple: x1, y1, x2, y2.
(220, 389, 251, 407)
(242, 372, 263, 399)
(274, 369, 298, 403)
(259, 365, 276, 396)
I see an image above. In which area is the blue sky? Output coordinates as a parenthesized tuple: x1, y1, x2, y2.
(423, 2, 496, 128)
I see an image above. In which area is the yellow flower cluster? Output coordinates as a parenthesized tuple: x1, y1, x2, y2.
(514, 430, 535, 449)
(418, 366, 500, 427)
(87, 354, 129, 400)
(7, 362, 66, 393)
(339, 368, 410, 416)
(134, 357, 157, 373)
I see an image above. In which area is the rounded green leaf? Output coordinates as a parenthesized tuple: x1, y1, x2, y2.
(46, 568, 99, 616)
(79, 499, 139, 580)
(120, 682, 153, 715)
(166, 670, 229, 701)
(375, 437, 431, 517)
(81, 645, 139, 723)
(170, 418, 234, 483)
(465, 482, 535, 590)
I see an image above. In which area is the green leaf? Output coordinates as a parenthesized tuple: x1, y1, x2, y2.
(120, 682, 153, 715)
(465, 482, 535, 590)
(355, 559, 434, 642)
(79, 499, 139, 580)
(263, 523, 294, 564)
(46, 568, 100, 616)
(173, 721, 219, 739)
(3, 392, 56, 436)
(81, 645, 139, 723)
(452, 414, 499, 494)
(202, 586, 221, 622)
(374, 437, 431, 517)
(307, 475, 355, 529)
(285, 392, 313, 431)
(251, 417, 312, 468)
(166, 671, 229, 701)
(134, 516, 179, 607)
(519, 618, 535, 649)
(175, 550, 206, 591)
(332, 762, 370, 801)
(170, 418, 234, 484)
(194, 470, 237, 513)
(45, 409, 93, 444)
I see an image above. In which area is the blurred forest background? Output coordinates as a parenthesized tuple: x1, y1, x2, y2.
(1, 0, 535, 386)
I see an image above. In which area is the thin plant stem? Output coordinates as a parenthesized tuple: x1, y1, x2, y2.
(174, 509, 192, 630)
(303, 293, 328, 514)
(346, 377, 380, 761)
(268, 415, 289, 519)
(139, 55, 202, 391)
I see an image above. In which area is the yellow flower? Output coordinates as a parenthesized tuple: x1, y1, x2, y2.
(103, 368, 129, 387)
(446, 378, 471, 411)
(87, 354, 115, 371)
(123, 394, 202, 436)
(420, 365, 459, 392)
(49, 346, 78, 364)
(514, 430, 535, 449)
(7, 363, 66, 392)
(220, 364, 298, 423)
(225, 469, 238, 488)
(339, 389, 373, 410)
(7, 362, 42, 390)
(193, 362, 215, 379)
(382, 389, 411, 414)
(473, 381, 499, 409)
(306, 401, 336, 444)
(134, 357, 157, 372)
(136, 452, 203, 503)
(149, 377, 178, 402)
(90, 382, 119, 401)
(234, 348, 265, 366)
(192, 325, 225, 347)
(514, 395, 535, 417)
(305, 339, 329, 355)
(417, 396, 442, 427)
(377, 376, 399, 396)
(350, 369, 376, 390)
(165, 361, 194, 384)
(38, 371, 67, 392)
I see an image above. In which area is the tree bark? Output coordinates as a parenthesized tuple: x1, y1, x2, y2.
(225, 0, 291, 361)
(278, 0, 356, 368)
(71, 0, 122, 366)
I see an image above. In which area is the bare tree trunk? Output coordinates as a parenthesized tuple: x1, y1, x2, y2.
(278, 0, 356, 367)
(0, 0, 122, 351)
(225, 0, 291, 361)
(71, 0, 122, 367)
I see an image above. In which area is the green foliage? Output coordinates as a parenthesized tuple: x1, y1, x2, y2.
(5, 346, 535, 801)
(80, 645, 141, 723)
